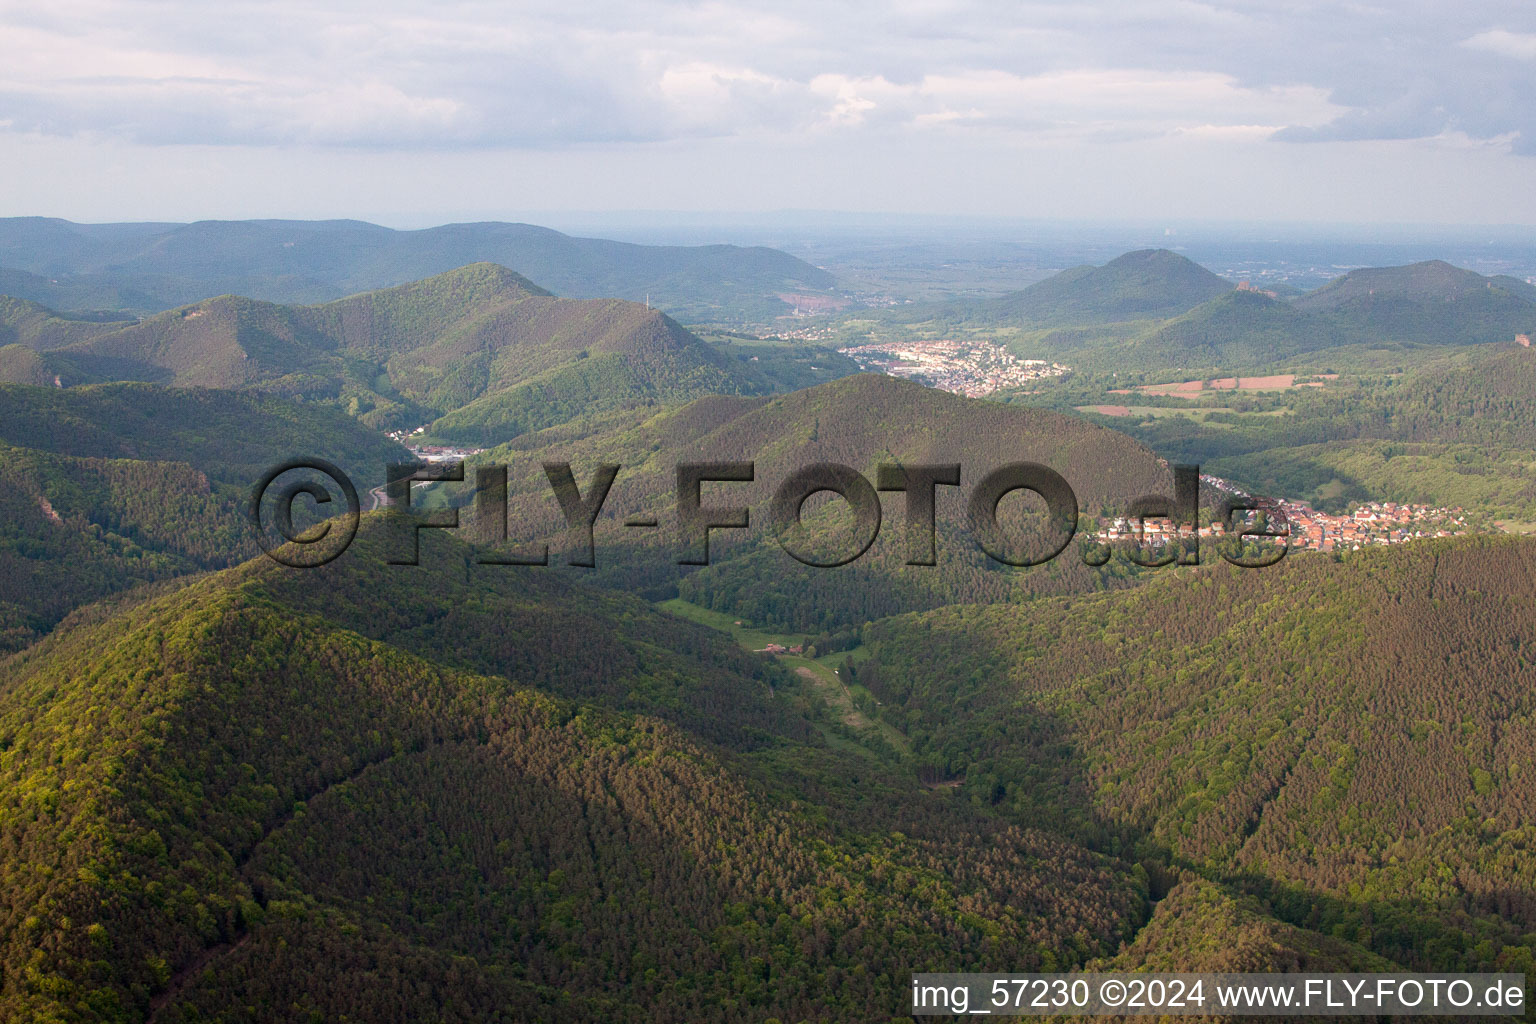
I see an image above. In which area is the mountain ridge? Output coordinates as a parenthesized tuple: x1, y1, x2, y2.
(1, 263, 763, 437)
(0, 217, 841, 322)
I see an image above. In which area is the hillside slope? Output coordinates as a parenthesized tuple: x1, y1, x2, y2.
(467, 373, 1176, 629)
(13, 264, 762, 437)
(0, 524, 1151, 1022)
(1125, 289, 1347, 368)
(0, 296, 133, 354)
(0, 382, 409, 649)
(1110, 342, 1536, 513)
(857, 535, 1536, 974)
(0, 443, 247, 650)
(912, 255, 1535, 376)
(1090, 259, 1536, 374)
(981, 249, 1233, 326)
(1292, 260, 1536, 347)
(0, 381, 405, 484)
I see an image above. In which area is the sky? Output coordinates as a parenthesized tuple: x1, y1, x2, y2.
(2, 0, 1535, 227)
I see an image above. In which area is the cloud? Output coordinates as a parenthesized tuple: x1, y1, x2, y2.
(1462, 29, 1536, 60)
(0, 0, 1531, 156)
(804, 68, 1338, 141)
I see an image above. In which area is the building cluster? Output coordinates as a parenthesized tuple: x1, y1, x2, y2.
(755, 643, 805, 655)
(1267, 499, 1473, 552)
(386, 426, 430, 440)
(837, 338, 1069, 397)
(1093, 475, 1480, 554)
(384, 427, 485, 464)
(772, 323, 840, 342)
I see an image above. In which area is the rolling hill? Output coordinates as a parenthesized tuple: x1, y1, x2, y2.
(465, 373, 1177, 629)
(0, 491, 1451, 1022)
(0, 345, 61, 387)
(0, 519, 1157, 1022)
(6, 226, 1535, 1022)
(974, 248, 1234, 326)
(1295, 259, 1536, 309)
(1292, 260, 1536, 347)
(2, 263, 769, 437)
(893, 253, 1536, 376)
(0, 217, 842, 323)
(0, 267, 212, 313)
(0, 296, 135, 353)
(1124, 288, 1346, 367)
(1100, 259, 1536, 372)
(1098, 341, 1536, 515)
(0, 442, 248, 651)
(0, 381, 406, 484)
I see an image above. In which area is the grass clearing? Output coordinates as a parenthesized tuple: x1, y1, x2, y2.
(656, 598, 802, 651)
(658, 598, 909, 755)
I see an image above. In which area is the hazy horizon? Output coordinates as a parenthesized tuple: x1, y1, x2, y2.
(9, 211, 1536, 294)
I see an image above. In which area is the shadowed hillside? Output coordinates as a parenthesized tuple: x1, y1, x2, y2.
(0, 382, 409, 649)
(0, 520, 1153, 1022)
(464, 373, 1176, 629)
(858, 535, 1536, 975)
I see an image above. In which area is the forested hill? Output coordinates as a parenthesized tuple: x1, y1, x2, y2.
(856, 534, 1536, 977)
(0, 216, 841, 323)
(970, 248, 1234, 326)
(1108, 341, 1536, 470)
(1102, 259, 1536, 370)
(0, 263, 763, 437)
(0, 381, 406, 484)
(1291, 259, 1536, 346)
(898, 254, 1536, 375)
(483, 372, 1173, 519)
(1123, 289, 1345, 367)
(1295, 259, 1536, 310)
(0, 382, 409, 650)
(0, 296, 136, 351)
(0, 518, 1157, 1021)
(471, 373, 1175, 630)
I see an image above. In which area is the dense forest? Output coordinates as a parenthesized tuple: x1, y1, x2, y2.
(0, 383, 408, 650)
(856, 535, 1536, 980)
(0, 443, 248, 650)
(459, 373, 1175, 628)
(0, 524, 1156, 1022)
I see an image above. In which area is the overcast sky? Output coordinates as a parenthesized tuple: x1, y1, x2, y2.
(2, 0, 1535, 226)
